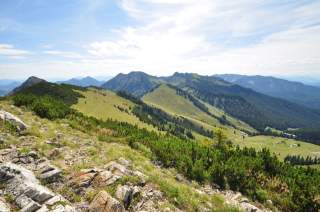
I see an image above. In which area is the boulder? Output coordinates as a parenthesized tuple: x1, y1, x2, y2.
(104, 161, 129, 175)
(89, 190, 125, 212)
(94, 170, 120, 186)
(118, 157, 131, 166)
(175, 174, 184, 182)
(39, 168, 62, 183)
(115, 185, 134, 209)
(70, 169, 99, 188)
(0, 110, 28, 131)
(48, 148, 60, 158)
(0, 163, 74, 211)
(0, 197, 10, 212)
(37, 163, 62, 183)
(240, 202, 262, 212)
(27, 151, 39, 159)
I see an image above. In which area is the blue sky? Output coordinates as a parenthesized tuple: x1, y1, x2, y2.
(0, 0, 320, 80)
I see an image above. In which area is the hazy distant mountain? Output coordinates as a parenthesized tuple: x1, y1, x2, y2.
(0, 90, 6, 96)
(101, 72, 161, 97)
(216, 74, 320, 109)
(103, 71, 320, 131)
(0, 80, 21, 96)
(58, 76, 104, 87)
(10, 76, 46, 95)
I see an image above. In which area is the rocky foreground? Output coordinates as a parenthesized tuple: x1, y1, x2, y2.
(0, 107, 270, 212)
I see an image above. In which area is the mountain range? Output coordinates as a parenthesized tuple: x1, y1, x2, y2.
(57, 76, 104, 87)
(103, 72, 320, 131)
(216, 74, 320, 109)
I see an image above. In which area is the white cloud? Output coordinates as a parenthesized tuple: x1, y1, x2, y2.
(43, 50, 83, 59)
(0, 44, 31, 58)
(84, 0, 320, 76)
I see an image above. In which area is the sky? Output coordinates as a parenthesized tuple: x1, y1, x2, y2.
(0, 0, 320, 80)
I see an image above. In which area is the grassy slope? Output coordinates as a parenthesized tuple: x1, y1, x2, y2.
(143, 84, 221, 126)
(234, 135, 320, 160)
(142, 84, 320, 160)
(0, 100, 231, 211)
(72, 88, 156, 131)
(143, 84, 255, 133)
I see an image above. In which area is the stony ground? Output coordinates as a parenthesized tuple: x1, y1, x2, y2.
(0, 101, 272, 212)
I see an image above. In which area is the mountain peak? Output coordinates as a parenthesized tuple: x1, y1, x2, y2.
(10, 76, 46, 95)
(102, 71, 159, 97)
(57, 76, 103, 87)
(25, 76, 46, 84)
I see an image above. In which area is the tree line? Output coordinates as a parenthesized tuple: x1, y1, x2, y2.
(285, 155, 320, 165)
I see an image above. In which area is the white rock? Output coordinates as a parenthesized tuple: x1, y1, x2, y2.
(0, 198, 10, 212)
(115, 185, 134, 209)
(0, 110, 28, 131)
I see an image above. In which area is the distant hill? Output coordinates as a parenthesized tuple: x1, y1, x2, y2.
(0, 80, 21, 96)
(57, 76, 104, 87)
(216, 74, 320, 109)
(0, 90, 6, 96)
(10, 76, 45, 95)
(101, 71, 161, 97)
(104, 72, 320, 131)
(12, 77, 84, 105)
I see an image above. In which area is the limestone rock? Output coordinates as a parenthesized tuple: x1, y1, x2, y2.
(0, 197, 10, 212)
(70, 169, 98, 188)
(94, 170, 120, 186)
(240, 202, 263, 212)
(0, 110, 28, 131)
(89, 190, 125, 212)
(27, 151, 39, 159)
(38, 163, 62, 183)
(0, 163, 74, 211)
(115, 185, 133, 209)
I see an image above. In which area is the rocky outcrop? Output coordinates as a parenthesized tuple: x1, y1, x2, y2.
(198, 185, 269, 212)
(0, 163, 73, 212)
(0, 110, 28, 131)
(115, 185, 134, 209)
(89, 190, 124, 212)
(69, 159, 147, 192)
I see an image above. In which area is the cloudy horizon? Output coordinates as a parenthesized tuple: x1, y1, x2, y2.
(0, 0, 320, 80)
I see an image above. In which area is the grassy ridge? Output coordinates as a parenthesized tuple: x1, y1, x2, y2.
(143, 84, 221, 127)
(72, 88, 157, 131)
